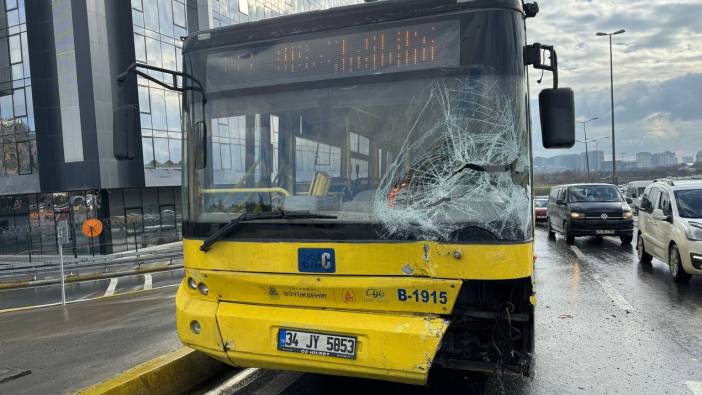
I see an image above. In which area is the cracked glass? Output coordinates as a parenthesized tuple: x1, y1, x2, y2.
(184, 10, 532, 242)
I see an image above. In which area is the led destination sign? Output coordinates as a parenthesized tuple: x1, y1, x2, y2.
(206, 20, 460, 91)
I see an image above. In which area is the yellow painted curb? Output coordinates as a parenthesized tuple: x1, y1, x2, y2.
(75, 347, 231, 395)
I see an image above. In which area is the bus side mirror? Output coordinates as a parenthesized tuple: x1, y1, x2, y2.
(539, 87, 575, 149)
(194, 121, 207, 169)
(113, 105, 139, 159)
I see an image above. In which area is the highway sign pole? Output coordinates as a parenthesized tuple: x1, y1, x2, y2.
(58, 227, 66, 306)
(89, 226, 94, 257)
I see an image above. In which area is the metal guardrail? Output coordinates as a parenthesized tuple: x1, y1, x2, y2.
(0, 247, 184, 282)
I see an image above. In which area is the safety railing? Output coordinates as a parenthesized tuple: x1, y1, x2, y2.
(0, 242, 183, 283)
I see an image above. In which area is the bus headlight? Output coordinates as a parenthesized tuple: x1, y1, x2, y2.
(198, 282, 209, 296)
(623, 211, 633, 220)
(187, 277, 197, 289)
(570, 212, 585, 219)
(190, 320, 201, 334)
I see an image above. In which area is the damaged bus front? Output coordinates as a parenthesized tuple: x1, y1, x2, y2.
(166, 0, 574, 385)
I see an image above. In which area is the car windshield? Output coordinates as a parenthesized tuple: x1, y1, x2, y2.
(534, 199, 547, 208)
(568, 185, 623, 203)
(674, 189, 702, 218)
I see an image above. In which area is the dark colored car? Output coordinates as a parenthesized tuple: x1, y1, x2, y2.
(534, 196, 548, 223)
(547, 184, 634, 245)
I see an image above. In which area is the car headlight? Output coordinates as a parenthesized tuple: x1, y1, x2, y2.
(570, 212, 585, 219)
(686, 222, 702, 241)
(623, 211, 633, 220)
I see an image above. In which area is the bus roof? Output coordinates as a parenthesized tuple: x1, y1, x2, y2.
(183, 0, 524, 54)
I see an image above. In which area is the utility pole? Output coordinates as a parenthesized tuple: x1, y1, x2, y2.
(597, 29, 625, 184)
(576, 117, 598, 182)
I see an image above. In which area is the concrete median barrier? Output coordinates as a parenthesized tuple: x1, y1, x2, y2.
(76, 347, 231, 395)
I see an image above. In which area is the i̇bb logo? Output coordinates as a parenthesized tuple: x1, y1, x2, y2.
(343, 289, 356, 303)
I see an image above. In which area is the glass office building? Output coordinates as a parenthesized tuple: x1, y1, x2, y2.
(201, 0, 363, 28)
(133, 0, 187, 173)
(0, 0, 36, 182)
(0, 0, 361, 256)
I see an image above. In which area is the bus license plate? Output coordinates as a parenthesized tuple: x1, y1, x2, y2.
(596, 230, 615, 235)
(277, 329, 356, 359)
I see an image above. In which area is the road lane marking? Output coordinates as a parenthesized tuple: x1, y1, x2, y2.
(570, 245, 587, 261)
(687, 381, 702, 395)
(567, 244, 634, 311)
(74, 291, 105, 302)
(590, 272, 634, 312)
(144, 273, 153, 290)
(0, 283, 179, 314)
(104, 278, 118, 297)
(204, 368, 259, 395)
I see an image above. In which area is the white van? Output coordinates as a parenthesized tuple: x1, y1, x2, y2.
(626, 180, 652, 214)
(637, 179, 702, 282)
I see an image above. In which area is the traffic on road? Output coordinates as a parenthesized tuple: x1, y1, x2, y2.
(1, 1, 701, 394)
(2, 229, 700, 394)
(197, 228, 702, 394)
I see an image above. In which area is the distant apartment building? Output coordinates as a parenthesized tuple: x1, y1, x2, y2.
(603, 160, 636, 171)
(555, 154, 580, 171)
(652, 151, 677, 168)
(579, 150, 604, 171)
(636, 152, 653, 168)
(697, 151, 702, 163)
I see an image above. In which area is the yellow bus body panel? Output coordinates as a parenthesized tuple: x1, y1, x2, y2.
(216, 302, 448, 385)
(183, 239, 534, 279)
(177, 238, 534, 383)
(190, 270, 462, 314)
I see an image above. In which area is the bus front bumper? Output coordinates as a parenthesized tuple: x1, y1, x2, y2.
(176, 286, 449, 385)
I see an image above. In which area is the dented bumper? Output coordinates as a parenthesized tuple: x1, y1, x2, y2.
(176, 280, 449, 385)
(217, 303, 448, 384)
(177, 239, 535, 383)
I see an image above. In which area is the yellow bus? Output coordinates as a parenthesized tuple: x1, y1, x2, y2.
(116, 0, 574, 385)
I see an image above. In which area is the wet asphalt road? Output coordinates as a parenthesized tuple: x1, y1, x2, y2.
(211, 228, 702, 395)
(0, 286, 183, 394)
(2, 231, 701, 394)
(0, 268, 184, 310)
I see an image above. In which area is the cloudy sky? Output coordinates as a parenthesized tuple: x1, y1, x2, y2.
(527, 0, 702, 160)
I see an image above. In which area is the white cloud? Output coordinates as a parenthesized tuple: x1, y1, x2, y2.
(528, 0, 702, 159)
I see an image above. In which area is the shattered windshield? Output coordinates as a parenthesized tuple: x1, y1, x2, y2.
(184, 12, 531, 242)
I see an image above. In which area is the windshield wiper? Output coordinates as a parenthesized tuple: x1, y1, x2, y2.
(200, 211, 337, 252)
(448, 160, 517, 179)
(425, 160, 518, 207)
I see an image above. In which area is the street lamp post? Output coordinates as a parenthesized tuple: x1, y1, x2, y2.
(576, 117, 599, 181)
(597, 29, 625, 185)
